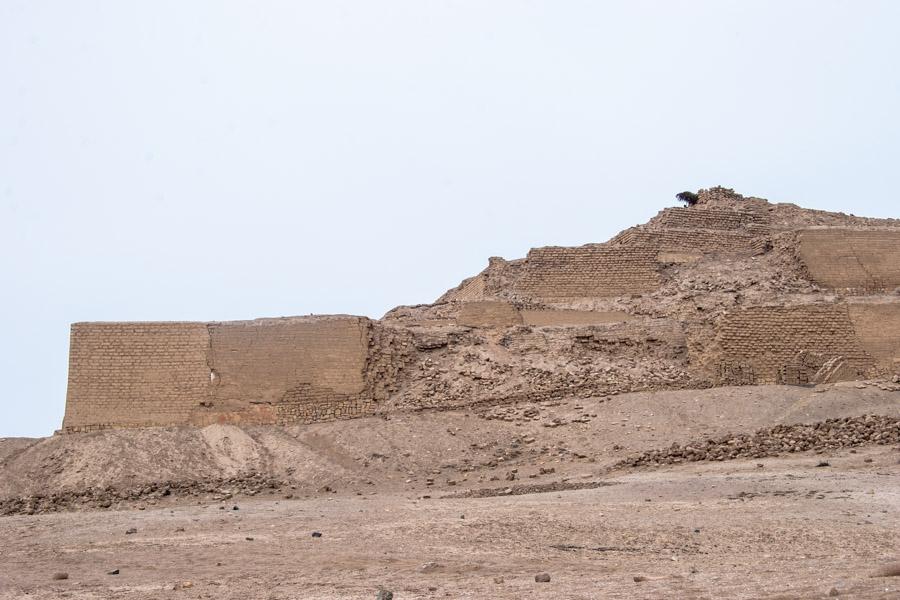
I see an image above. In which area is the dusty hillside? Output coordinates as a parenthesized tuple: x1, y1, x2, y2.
(3, 382, 899, 513)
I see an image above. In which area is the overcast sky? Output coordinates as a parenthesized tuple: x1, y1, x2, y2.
(2, 1, 899, 437)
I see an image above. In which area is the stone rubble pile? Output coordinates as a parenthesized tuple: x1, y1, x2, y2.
(619, 414, 900, 467)
(0, 473, 284, 516)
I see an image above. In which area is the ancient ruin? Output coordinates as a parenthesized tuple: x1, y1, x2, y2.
(61, 188, 900, 433)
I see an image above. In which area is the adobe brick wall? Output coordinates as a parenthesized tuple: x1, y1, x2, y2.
(454, 304, 637, 329)
(613, 205, 772, 255)
(514, 245, 661, 299)
(63, 323, 211, 431)
(799, 229, 900, 290)
(714, 305, 876, 385)
(442, 275, 486, 302)
(847, 304, 900, 370)
(654, 206, 770, 232)
(521, 309, 635, 327)
(614, 229, 762, 254)
(62, 317, 374, 432)
(209, 318, 367, 402)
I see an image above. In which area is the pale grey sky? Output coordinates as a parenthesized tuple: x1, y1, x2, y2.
(2, 1, 899, 437)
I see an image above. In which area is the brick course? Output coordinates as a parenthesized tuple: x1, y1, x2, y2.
(715, 305, 876, 384)
(799, 229, 900, 290)
(62, 317, 375, 432)
(515, 245, 660, 299)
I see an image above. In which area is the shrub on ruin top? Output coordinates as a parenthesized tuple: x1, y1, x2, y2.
(676, 191, 699, 206)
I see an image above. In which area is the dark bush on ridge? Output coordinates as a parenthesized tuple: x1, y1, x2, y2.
(676, 191, 699, 206)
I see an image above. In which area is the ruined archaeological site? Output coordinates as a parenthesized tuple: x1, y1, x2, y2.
(2, 187, 900, 600)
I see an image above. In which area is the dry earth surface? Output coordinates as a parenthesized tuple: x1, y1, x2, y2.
(2, 383, 899, 599)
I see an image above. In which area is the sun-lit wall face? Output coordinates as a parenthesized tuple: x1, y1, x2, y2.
(799, 230, 900, 291)
(62, 317, 372, 432)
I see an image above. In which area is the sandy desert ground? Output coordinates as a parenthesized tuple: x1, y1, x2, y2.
(1, 383, 898, 599)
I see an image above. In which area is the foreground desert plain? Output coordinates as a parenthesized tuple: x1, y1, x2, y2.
(2, 384, 899, 599)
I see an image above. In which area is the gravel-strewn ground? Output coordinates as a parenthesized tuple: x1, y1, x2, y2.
(2, 384, 899, 598)
(1, 447, 898, 599)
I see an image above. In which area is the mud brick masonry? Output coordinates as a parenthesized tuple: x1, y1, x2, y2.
(63, 317, 379, 432)
(61, 188, 900, 432)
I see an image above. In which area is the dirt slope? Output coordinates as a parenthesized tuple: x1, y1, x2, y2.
(2, 382, 898, 504)
(2, 383, 899, 598)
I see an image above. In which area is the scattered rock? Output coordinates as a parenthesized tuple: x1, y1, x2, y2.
(633, 575, 647, 582)
(52, 572, 69, 580)
(828, 587, 840, 596)
(0, 473, 286, 517)
(619, 415, 900, 468)
(125, 528, 137, 535)
(816, 461, 831, 467)
(245, 537, 254, 541)
(376, 589, 394, 600)
(312, 531, 322, 538)
(493, 576, 504, 584)
(534, 572, 551, 582)
(107, 569, 119, 575)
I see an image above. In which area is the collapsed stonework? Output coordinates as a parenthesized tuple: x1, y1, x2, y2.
(62, 188, 900, 433)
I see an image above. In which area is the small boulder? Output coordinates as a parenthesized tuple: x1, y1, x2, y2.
(312, 531, 322, 538)
(419, 561, 440, 573)
(125, 528, 137, 535)
(52, 572, 69, 581)
(107, 569, 119, 575)
(376, 590, 394, 600)
(534, 572, 551, 583)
